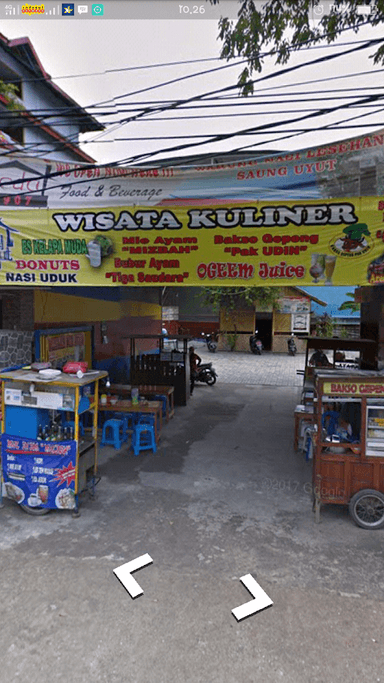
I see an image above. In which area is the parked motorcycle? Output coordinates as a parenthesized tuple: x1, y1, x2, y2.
(201, 332, 218, 353)
(194, 361, 217, 385)
(249, 331, 263, 355)
(287, 334, 297, 356)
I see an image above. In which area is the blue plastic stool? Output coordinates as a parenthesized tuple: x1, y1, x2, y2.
(138, 413, 155, 426)
(113, 413, 130, 434)
(116, 412, 138, 431)
(101, 418, 128, 449)
(62, 418, 84, 437)
(131, 422, 157, 456)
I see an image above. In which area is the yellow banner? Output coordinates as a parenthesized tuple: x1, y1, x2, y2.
(1, 196, 384, 286)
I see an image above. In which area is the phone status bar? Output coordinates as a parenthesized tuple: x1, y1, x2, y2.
(1, 1, 253, 21)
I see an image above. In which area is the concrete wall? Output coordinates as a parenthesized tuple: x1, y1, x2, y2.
(34, 288, 162, 364)
(219, 307, 254, 351)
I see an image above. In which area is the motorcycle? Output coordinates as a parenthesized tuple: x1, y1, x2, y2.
(249, 331, 263, 355)
(201, 332, 218, 353)
(287, 334, 297, 356)
(194, 361, 217, 385)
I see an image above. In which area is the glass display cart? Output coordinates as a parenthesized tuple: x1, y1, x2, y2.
(312, 369, 384, 529)
(0, 368, 107, 516)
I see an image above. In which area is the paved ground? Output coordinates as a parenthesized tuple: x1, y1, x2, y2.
(1, 352, 383, 683)
(191, 341, 305, 386)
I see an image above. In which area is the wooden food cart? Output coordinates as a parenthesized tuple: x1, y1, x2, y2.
(294, 338, 378, 453)
(0, 368, 107, 516)
(312, 369, 384, 529)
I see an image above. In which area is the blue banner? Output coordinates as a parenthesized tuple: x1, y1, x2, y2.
(1, 434, 77, 510)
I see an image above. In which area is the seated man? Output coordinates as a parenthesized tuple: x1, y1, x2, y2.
(309, 349, 332, 367)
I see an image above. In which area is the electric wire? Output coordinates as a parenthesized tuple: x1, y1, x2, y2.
(1, 26, 383, 164)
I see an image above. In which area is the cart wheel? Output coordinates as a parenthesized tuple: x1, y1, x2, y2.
(19, 503, 50, 516)
(349, 489, 384, 530)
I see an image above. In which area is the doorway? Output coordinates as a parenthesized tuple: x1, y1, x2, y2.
(255, 313, 273, 350)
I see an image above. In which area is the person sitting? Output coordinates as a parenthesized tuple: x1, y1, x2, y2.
(309, 349, 332, 367)
(189, 346, 201, 396)
(336, 417, 353, 441)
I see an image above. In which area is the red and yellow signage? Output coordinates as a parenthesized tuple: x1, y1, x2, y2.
(323, 382, 384, 397)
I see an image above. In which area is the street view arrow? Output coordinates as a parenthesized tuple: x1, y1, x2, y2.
(113, 553, 153, 599)
(232, 574, 273, 621)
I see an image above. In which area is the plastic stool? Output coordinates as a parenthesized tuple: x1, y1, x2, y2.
(131, 423, 157, 456)
(138, 413, 155, 426)
(62, 418, 84, 437)
(116, 412, 138, 431)
(101, 418, 128, 449)
(113, 413, 130, 433)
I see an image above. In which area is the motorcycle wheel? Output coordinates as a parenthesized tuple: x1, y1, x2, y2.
(208, 343, 217, 353)
(205, 371, 217, 386)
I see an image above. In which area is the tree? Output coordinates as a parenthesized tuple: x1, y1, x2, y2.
(338, 291, 360, 313)
(210, 0, 384, 95)
(313, 311, 335, 337)
(0, 80, 23, 111)
(201, 285, 281, 310)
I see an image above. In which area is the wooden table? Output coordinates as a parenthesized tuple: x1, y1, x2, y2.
(110, 384, 175, 421)
(98, 399, 162, 442)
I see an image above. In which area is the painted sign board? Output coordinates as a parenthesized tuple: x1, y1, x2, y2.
(323, 382, 384, 397)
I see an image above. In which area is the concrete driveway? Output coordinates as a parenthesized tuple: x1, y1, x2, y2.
(1, 353, 383, 683)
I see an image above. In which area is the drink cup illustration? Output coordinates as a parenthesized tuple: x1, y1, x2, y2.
(309, 253, 325, 283)
(86, 235, 114, 268)
(324, 255, 337, 284)
(38, 485, 49, 504)
(86, 240, 102, 267)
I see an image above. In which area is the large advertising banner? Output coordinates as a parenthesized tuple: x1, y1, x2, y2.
(0, 128, 384, 286)
(0, 196, 383, 287)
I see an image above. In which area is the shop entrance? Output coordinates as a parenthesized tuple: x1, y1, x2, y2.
(255, 313, 273, 351)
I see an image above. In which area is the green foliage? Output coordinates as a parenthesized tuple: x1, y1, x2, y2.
(210, 0, 384, 94)
(225, 331, 238, 351)
(338, 291, 360, 313)
(314, 312, 335, 337)
(0, 80, 23, 111)
(201, 286, 281, 310)
(339, 326, 349, 338)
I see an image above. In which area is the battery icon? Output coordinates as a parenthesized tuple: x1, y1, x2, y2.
(356, 5, 372, 14)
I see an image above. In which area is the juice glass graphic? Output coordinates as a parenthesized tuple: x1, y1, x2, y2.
(309, 253, 325, 283)
(324, 255, 337, 285)
(37, 485, 49, 504)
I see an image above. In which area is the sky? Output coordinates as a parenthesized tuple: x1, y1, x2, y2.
(1, 1, 384, 165)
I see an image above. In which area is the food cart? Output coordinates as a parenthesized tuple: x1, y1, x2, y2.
(0, 368, 107, 516)
(294, 338, 378, 452)
(301, 337, 377, 396)
(311, 369, 384, 529)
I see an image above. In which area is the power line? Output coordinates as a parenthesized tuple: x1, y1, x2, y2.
(1, 27, 383, 164)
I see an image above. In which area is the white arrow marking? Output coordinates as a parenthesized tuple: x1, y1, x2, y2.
(113, 553, 153, 599)
(232, 574, 273, 621)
